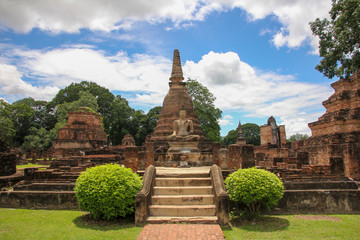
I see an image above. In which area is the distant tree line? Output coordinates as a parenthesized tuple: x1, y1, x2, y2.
(0, 79, 224, 153)
(2, 79, 297, 153)
(0, 81, 162, 153)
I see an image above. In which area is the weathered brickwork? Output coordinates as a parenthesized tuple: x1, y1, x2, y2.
(53, 108, 107, 158)
(307, 71, 360, 180)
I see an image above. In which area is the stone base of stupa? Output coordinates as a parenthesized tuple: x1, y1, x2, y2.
(167, 141, 201, 165)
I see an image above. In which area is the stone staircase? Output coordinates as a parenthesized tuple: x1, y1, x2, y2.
(146, 167, 218, 224)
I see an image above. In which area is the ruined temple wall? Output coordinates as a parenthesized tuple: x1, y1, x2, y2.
(304, 132, 360, 180)
(260, 125, 286, 147)
(67, 111, 102, 127)
(306, 71, 360, 180)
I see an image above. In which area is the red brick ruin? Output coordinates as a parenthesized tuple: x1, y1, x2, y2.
(1, 51, 359, 215)
(52, 107, 107, 158)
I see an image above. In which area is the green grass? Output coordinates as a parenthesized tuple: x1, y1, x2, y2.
(223, 215, 360, 240)
(0, 208, 142, 240)
(1, 209, 359, 240)
(16, 163, 50, 169)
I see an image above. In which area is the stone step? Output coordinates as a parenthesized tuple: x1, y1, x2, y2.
(146, 216, 218, 224)
(151, 195, 214, 205)
(156, 172, 210, 178)
(13, 182, 75, 191)
(154, 186, 213, 195)
(155, 177, 211, 187)
(149, 205, 216, 217)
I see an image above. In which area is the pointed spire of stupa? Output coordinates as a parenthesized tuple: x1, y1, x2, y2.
(236, 121, 246, 145)
(169, 49, 184, 82)
(237, 121, 243, 135)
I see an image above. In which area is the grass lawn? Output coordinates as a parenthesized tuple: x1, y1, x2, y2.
(0, 208, 142, 240)
(16, 163, 50, 169)
(1, 208, 359, 240)
(223, 214, 360, 240)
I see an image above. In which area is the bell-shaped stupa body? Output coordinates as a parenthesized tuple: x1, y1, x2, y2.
(150, 49, 204, 142)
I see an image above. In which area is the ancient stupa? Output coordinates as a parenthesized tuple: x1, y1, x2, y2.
(150, 49, 204, 143)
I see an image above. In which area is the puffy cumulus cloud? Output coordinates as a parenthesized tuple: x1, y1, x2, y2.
(218, 114, 234, 126)
(185, 51, 256, 85)
(0, 0, 331, 51)
(0, 63, 59, 101)
(279, 112, 321, 136)
(0, 0, 208, 33)
(183, 51, 333, 135)
(229, 0, 332, 51)
(0, 45, 171, 103)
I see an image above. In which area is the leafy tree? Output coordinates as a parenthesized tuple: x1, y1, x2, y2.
(288, 133, 309, 142)
(222, 129, 237, 147)
(310, 0, 360, 79)
(50, 81, 115, 133)
(134, 106, 162, 145)
(13, 97, 57, 131)
(21, 127, 53, 152)
(222, 123, 260, 146)
(108, 96, 135, 145)
(243, 123, 260, 146)
(10, 100, 35, 147)
(55, 91, 99, 124)
(186, 78, 222, 142)
(0, 99, 15, 145)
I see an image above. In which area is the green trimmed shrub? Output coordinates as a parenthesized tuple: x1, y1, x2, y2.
(225, 167, 284, 219)
(74, 164, 142, 220)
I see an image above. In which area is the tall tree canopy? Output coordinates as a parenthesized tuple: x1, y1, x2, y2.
(222, 123, 261, 147)
(310, 0, 360, 79)
(186, 78, 222, 142)
(288, 133, 309, 142)
(50, 81, 115, 133)
(0, 99, 15, 146)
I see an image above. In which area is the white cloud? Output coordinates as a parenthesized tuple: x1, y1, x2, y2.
(1, 46, 332, 135)
(183, 51, 333, 135)
(231, 0, 332, 50)
(218, 114, 234, 126)
(0, 45, 171, 103)
(0, 0, 331, 51)
(0, 63, 59, 101)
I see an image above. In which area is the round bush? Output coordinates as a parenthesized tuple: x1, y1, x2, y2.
(224, 167, 284, 219)
(74, 164, 142, 220)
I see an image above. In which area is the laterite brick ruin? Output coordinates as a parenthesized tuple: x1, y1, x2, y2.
(0, 50, 359, 222)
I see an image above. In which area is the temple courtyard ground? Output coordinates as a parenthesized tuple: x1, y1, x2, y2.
(0, 208, 359, 239)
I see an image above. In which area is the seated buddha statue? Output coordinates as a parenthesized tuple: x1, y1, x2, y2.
(167, 109, 200, 141)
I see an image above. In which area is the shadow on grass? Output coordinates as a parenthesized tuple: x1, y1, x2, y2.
(73, 213, 138, 231)
(224, 216, 290, 233)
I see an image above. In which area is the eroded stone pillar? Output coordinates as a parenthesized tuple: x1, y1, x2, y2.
(228, 145, 241, 169)
(212, 142, 221, 166)
(124, 146, 138, 172)
(219, 148, 229, 170)
(145, 142, 155, 168)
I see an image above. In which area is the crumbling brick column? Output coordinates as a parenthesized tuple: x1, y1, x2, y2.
(124, 146, 138, 172)
(241, 145, 255, 169)
(219, 148, 229, 170)
(145, 142, 155, 168)
(212, 142, 221, 166)
(228, 144, 255, 170)
(228, 145, 241, 169)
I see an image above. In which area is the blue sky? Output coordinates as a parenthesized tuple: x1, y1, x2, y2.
(0, 0, 335, 137)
